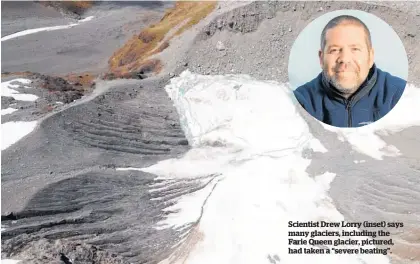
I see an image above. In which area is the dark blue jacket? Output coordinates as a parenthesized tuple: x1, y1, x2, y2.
(293, 64, 406, 127)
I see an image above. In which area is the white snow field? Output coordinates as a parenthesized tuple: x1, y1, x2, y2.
(1, 79, 39, 150)
(1, 121, 38, 151)
(1, 108, 18, 116)
(1, 79, 38, 101)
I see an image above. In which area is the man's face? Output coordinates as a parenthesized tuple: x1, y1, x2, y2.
(319, 23, 374, 96)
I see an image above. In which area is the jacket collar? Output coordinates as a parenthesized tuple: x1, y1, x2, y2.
(320, 63, 378, 105)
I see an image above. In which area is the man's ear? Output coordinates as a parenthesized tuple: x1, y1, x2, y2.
(318, 49, 323, 67)
(369, 47, 375, 67)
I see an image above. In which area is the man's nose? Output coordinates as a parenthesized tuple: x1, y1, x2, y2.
(337, 48, 352, 64)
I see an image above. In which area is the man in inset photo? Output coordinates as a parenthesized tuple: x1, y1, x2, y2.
(293, 15, 407, 128)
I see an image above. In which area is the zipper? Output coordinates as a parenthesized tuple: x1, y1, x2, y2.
(346, 100, 352, 127)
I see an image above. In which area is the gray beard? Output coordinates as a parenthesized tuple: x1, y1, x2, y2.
(323, 71, 360, 96)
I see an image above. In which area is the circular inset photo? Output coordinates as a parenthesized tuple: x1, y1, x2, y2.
(289, 10, 408, 128)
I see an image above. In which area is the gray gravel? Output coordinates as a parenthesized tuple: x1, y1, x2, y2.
(172, 1, 420, 86)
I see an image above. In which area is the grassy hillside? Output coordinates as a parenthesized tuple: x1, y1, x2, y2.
(108, 1, 217, 78)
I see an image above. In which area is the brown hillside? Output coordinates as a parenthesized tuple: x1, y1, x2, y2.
(38, 1, 93, 16)
(108, 1, 217, 78)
